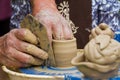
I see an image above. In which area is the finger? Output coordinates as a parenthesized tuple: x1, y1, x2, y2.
(14, 28, 38, 45)
(25, 44, 48, 60)
(8, 34, 48, 60)
(52, 22, 64, 40)
(7, 47, 44, 65)
(62, 19, 73, 39)
(14, 40, 48, 60)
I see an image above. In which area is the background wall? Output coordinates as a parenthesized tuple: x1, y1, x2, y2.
(0, 0, 11, 36)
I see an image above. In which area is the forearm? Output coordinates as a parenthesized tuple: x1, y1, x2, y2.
(31, 0, 57, 16)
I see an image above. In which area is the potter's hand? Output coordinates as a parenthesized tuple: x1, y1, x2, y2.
(32, 0, 73, 41)
(0, 29, 48, 68)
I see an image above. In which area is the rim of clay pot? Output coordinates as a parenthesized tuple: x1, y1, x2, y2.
(52, 37, 76, 42)
(2, 66, 64, 78)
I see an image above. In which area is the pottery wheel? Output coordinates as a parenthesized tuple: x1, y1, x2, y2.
(20, 66, 83, 80)
(19, 65, 120, 80)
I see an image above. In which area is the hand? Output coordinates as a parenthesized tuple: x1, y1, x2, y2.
(0, 29, 48, 68)
(32, 0, 73, 42)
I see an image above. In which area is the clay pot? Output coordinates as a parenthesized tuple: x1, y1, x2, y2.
(71, 49, 119, 79)
(52, 38, 77, 67)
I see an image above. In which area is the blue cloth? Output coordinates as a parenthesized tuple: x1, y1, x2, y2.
(114, 31, 120, 42)
(92, 0, 120, 32)
(10, 0, 31, 29)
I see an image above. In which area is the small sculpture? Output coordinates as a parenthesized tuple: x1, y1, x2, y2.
(89, 23, 114, 39)
(71, 23, 120, 79)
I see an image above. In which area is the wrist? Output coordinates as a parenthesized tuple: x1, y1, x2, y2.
(31, 0, 58, 16)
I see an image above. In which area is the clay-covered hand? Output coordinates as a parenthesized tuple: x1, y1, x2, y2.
(32, 0, 73, 41)
(0, 29, 48, 68)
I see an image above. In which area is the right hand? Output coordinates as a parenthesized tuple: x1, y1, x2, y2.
(32, 0, 73, 42)
(0, 28, 48, 68)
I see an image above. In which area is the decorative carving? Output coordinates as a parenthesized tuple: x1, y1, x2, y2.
(58, 1, 79, 34)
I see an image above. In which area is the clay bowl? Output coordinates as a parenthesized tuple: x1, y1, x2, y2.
(71, 49, 119, 79)
(2, 65, 83, 80)
(2, 66, 64, 80)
